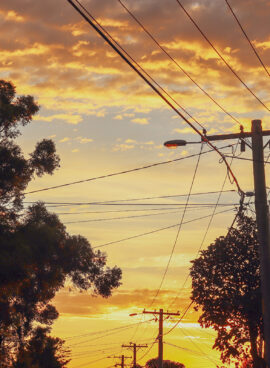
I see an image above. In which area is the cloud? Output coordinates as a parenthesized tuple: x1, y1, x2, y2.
(77, 137, 93, 144)
(112, 143, 135, 151)
(59, 137, 70, 143)
(0, 0, 269, 128)
(35, 114, 83, 125)
(53, 288, 195, 318)
(113, 114, 123, 120)
(131, 118, 150, 125)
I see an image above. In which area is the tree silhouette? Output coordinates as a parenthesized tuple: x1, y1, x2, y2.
(0, 80, 122, 365)
(146, 358, 185, 368)
(190, 214, 265, 367)
(14, 326, 70, 368)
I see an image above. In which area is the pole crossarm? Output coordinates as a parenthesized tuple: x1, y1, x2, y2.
(203, 129, 270, 142)
(122, 343, 148, 368)
(143, 309, 180, 316)
(142, 309, 180, 368)
(107, 355, 131, 368)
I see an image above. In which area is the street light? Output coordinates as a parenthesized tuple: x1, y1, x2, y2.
(163, 139, 201, 148)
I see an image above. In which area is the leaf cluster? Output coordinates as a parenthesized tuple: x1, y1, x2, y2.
(190, 214, 263, 364)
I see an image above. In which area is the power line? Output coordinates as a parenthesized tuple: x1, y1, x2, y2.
(118, 0, 242, 127)
(149, 144, 204, 307)
(163, 341, 208, 357)
(225, 0, 270, 78)
(224, 154, 270, 164)
(24, 145, 234, 195)
(52, 205, 225, 215)
(66, 0, 242, 195)
(168, 142, 241, 309)
(92, 207, 234, 249)
(64, 209, 181, 224)
(65, 319, 154, 341)
(175, 0, 270, 113)
(73, 0, 206, 131)
(24, 189, 236, 207)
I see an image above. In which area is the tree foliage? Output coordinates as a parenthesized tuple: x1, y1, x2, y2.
(190, 214, 264, 367)
(14, 326, 70, 368)
(0, 80, 122, 365)
(146, 358, 185, 368)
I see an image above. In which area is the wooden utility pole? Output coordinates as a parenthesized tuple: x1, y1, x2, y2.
(107, 355, 131, 368)
(143, 309, 180, 368)
(202, 120, 270, 367)
(251, 120, 270, 366)
(122, 342, 148, 368)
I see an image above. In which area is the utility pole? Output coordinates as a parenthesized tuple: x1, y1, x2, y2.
(107, 355, 131, 368)
(122, 342, 148, 368)
(143, 309, 180, 368)
(197, 120, 270, 367)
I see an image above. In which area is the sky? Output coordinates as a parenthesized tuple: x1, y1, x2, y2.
(1, 0, 270, 367)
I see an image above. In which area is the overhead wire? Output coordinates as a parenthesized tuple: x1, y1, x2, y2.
(64, 209, 183, 224)
(66, 0, 243, 195)
(63, 204, 239, 225)
(92, 207, 234, 249)
(224, 0, 270, 78)
(71, 0, 205, 131)
(118, 0, 242, 127)
(175, 0, 270, 113)
(24, 146, 232, 195)
(148, 143, 204, 308)
(168, 141, 241, 309)
(24, 188, 236, 207)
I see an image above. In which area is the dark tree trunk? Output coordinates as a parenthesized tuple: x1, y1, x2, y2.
(248, 322, 262, 368)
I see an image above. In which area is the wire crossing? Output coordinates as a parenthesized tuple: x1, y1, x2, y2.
(175, 0, 270, 113)
(66, 0, 243, 195)
(225, 0, 270, 78)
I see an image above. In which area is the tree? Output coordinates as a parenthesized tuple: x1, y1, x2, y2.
(0, 80, 122, 365)
(190, 214, 265, 367)
(146, 358, 185, 368)
(14, 326, 70, 368)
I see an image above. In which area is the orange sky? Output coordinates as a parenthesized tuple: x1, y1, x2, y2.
(1, 0, 270, 367)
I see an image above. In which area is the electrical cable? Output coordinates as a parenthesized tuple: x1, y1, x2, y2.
(64, 209, 182, 224)
(118, 0, 242, 127)
(176, 324, 220, 365)
(175, 0, 270, 113)
(148, 143, 204, 308)
(24, 189, 236, 207)
(66, 0, 243, 195)
(63, 205, 238, 225)
(168, 141, 241, 309)
(92, 207, 234, 249)
(163, 341, 208, 356)
(72, 0, 205, 132)
(224, 154, 270, 164)
(224, 0, 270, 78)
(24, 146, 228, 195)
(64, 319, 154, 341)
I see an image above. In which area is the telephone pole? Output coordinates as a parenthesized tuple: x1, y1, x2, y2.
(122, 342, 148, 368)
(165, 120, 270, 366)
(107, 355, 131, 368)
(143, 309, 180, 368)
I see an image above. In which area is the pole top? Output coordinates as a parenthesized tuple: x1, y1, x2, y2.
(252, 119, 262, 133)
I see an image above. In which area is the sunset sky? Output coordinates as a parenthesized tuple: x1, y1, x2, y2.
(1, 0, 270, 367)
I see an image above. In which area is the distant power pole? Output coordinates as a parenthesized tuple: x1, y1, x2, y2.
(107, 355, 131, 368)
(143, 309, 180, 368)
(122, 342, 148, 368)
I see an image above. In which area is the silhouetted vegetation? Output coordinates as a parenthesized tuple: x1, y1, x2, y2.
(191, 214, 265, 368)
(0, 80, 122, 367)
(146, 358, 185, 368)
